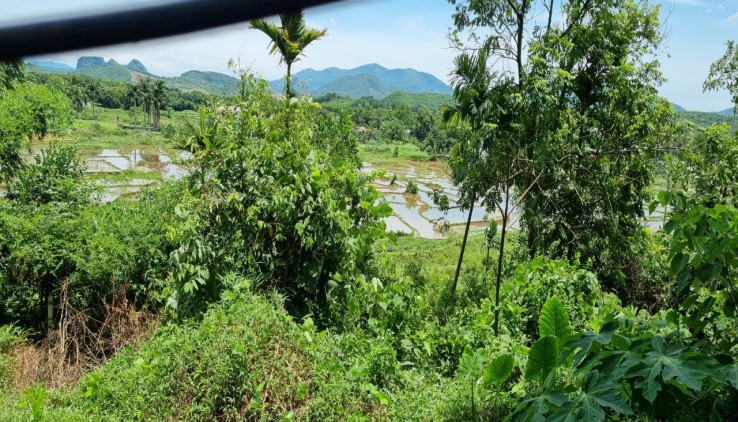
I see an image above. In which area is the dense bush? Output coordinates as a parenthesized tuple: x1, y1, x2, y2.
(500, 258, 604, 338)
(165, 75, 390, 323)
(0, 182, 181, 330)
(7, 145, 88, 206)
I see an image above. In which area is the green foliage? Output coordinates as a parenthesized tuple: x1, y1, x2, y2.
(449, 0, 677, 297)
(165, 70, 240, 96)
(660, 193, 738, 351)
(0, 61, 25, 89)
(525, 336, 559, 383)
(251, 11, 327, 97)
(484, 354, 513, 389)
(405, 179, 419, 195)
(0, 183, 180, 328)
(704, 40, 738, 113)
(18, 384, 46, 421)
(514, 314, 737, 421)
(8, 145, 88, 205)
(690, 124, 738, 206)
(502, 258, 602, 338)
(538, 297, 572, 341)
(165, 74, 389, 323)
(0, 83, 72, 183)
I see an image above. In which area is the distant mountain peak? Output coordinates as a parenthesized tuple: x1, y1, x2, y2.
(127, 59, 148, 74)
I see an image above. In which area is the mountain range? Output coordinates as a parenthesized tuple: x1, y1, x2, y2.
(268, 63, 452, 98)
(27, 58, 451, 99)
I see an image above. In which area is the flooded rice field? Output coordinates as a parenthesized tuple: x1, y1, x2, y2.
(9, 145, 663, 238)
(362, 162, 498, 238)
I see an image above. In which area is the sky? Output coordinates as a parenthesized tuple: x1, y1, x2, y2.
(3, 0, 736, 111)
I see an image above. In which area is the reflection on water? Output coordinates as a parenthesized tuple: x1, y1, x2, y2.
(363, 162, 487, 239)
(385, 215, 412, 234)
(78, 146, 189, 203)
(84, 146, 187, 182)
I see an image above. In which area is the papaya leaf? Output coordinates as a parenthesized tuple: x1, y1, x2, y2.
(727, 365, 738, 391)
(627, 336, 721, 403)
(539, 296, 571, 339)
(510, 392, 566, 422)
(484, 354, 514, 388)
(548, 371, 632, 422)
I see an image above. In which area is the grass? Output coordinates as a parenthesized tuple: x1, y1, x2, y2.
(360, 142, 432, 164)
(88, 169, 163, 184)
(33, 107, 197, 153)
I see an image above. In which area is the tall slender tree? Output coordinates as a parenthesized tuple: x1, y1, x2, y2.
(126, 83, 140, 127)
(85, 80, 101, 120)
(251, 11, 327, 98)
(151, 79, 167, 129)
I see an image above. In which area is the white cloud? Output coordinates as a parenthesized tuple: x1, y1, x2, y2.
(723, 12, 738, 23)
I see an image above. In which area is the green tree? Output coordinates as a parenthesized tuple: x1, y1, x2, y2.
(137, 78, 153, 126)
(85, 80, 102, 120)
(251, 11, 327, 98)
(126, 83, 140, 127)
(449, 0, 675, 294)
(704, 40, 738, 113)
(0, 83, 72, 184)
(689, 124, 738, 207)
(0, 60, 24, 89)
(67, 84, 87, 115)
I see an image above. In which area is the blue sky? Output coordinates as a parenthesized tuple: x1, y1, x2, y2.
(5, 0, 736, 111)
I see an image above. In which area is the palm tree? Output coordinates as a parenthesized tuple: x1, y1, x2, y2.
(85, 80, 102, 120)
(150, 80, 167, 129)
(68, 85, 87, 115)
(126, 84, 140, 127)
(137, 78, 153, 126)
(442, 41, 494, 299)
(251, 11, 327, 98)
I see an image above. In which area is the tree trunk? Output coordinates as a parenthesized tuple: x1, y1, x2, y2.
(286, 62, 292, 98)
(452, 200, 475, 294)
(133, 99, 138, 127)
(493, 187, 511, 336)
(46, 290, 54, 337)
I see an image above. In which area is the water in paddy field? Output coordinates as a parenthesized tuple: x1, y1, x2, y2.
(362, 161, 497, 239)
(81, 146, 188, 202)
(361, 161, 665, 238)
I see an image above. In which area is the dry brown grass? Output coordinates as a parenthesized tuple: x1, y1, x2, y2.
(7, 280, 158, 393)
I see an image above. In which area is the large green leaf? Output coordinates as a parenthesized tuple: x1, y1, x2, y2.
(627, 336, 720, 403)
(484, 354, 514, 388)
(727, 365, 738, 391)
(539, 296, 571, 339)
(457, 346, 484, 382)
(547, 371, 632, 422)
(512, 392, 566, 422)
(526, 336, 559, 382)
(564, 323, 616, 367)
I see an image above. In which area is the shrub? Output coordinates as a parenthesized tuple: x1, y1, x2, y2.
(405, 179, 419, 195)
(165, 75, 390, 324)
(8, 145, 88, 206)
(501, 257, 603, 338)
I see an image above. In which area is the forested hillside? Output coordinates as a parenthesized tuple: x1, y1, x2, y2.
(2, 2, 738, 421)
